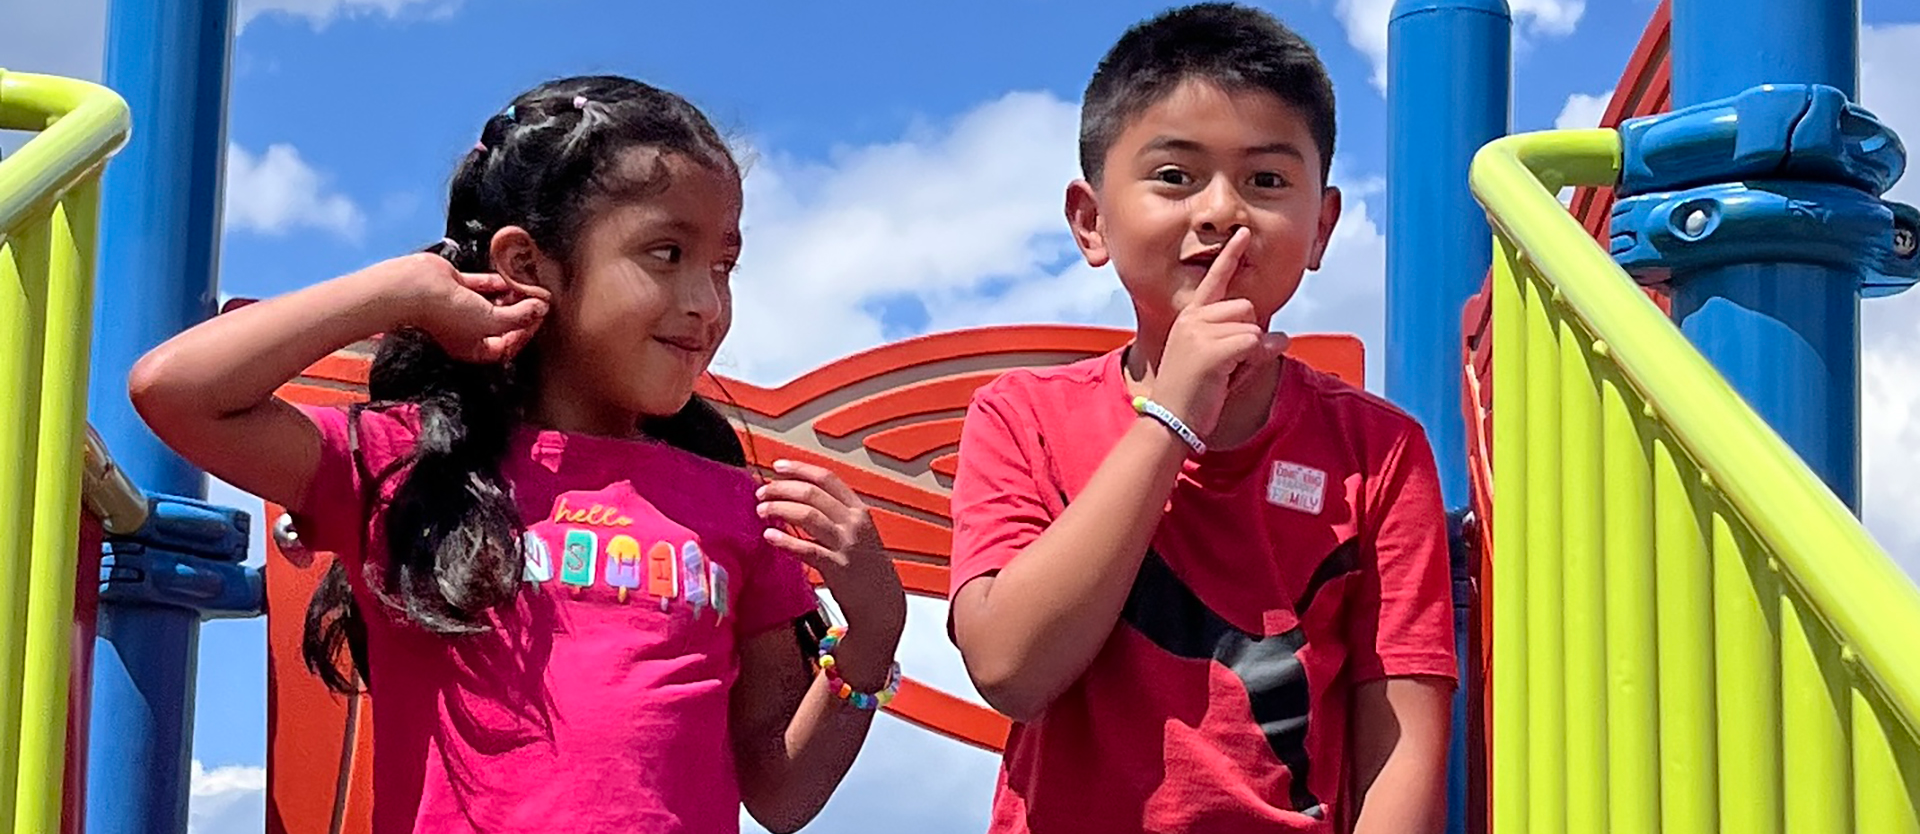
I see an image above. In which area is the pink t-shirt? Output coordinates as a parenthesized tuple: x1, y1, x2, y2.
(292, 404, 818, 833)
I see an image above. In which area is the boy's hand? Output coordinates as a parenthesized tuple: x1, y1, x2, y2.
(755, 461, 908, 675)
(1152, 227, 1291, 439)
(388, 253, 551, 363)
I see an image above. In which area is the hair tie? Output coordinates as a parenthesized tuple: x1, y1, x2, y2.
(472, 141, 486, 152)
(572, 95, 589, 110)
(503, 105, 516, 121)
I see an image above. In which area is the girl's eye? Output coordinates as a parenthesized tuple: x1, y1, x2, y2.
(1252, 172, 1288, 189)
(650, 244, 684, 264)
(1154, 167, 1192, 186)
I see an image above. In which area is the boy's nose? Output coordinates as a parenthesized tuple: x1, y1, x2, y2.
(1191, 176, 1249, 235)
(680, 273, 725, 321)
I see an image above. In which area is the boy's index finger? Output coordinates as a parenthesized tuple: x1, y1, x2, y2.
(1188, 226, 1249, 310)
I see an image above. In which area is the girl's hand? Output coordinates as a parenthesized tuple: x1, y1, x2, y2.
(386, 253, 551, 363)
(754, 461, 908, 644)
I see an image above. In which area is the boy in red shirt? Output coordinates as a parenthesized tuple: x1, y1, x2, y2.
(947, 5, 1456, 833)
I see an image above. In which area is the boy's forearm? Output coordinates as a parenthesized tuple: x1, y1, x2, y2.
(1350, 746, 1448, 834)
(956, 419, 1188, 720)
(130, 267, 419, 420)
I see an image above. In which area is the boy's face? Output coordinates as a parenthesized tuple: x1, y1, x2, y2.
(1067, 79, 1340, 333)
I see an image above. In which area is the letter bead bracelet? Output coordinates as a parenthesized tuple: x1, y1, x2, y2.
(1132, 395, 1207, 455)
(816, 626, 902, 711)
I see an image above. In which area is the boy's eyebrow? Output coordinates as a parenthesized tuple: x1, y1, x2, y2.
(1139, 136, 1307, 161)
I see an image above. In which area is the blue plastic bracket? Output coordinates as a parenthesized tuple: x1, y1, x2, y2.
(1610, 83, 1916, 297)
(99, 493, 263, 620)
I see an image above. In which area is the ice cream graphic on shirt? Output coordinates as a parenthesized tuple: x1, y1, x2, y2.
(521, 530, 553, 584)
(604, 535, 643, 603)
(681, 541, 709, 618)
(645, 541, 678, 611)
(560, 529, 597, 589)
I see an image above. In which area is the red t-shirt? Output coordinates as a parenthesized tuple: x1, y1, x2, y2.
(948, 348, 1456, 834)
(292, 404, 818, 833)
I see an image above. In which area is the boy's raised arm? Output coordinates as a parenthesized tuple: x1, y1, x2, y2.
(950, 229, 1287, 721)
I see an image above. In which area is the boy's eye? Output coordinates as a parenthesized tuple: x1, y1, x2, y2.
(649, 244, 684, 264)
(1251, 172, 1288, 189)
(1154, 167, 1192, 186)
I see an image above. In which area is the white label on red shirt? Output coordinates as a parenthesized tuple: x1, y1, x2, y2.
(1268, 461, 1327, 515)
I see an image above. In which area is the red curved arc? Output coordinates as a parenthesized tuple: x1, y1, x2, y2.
(883, 679, 1010, 752)
(863, 418, 967, 464)
(696, 325, 1130, 418)
(930, 453, 960, 479)
(736, 432, 951, 519)
(813, 371, 1007, 439)
(869, 507, 951, 560)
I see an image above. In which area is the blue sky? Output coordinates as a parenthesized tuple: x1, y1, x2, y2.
(9, 1, 1920, 831)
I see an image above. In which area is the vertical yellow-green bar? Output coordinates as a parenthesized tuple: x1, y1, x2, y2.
(1524, 270, 1564, 834)
(1651, 436, 1716, 834)
(1711, 512, 1780, 834)
(1558, 311, 1605, 834)
(0, 217, 52, 830)
(14, 186, 98, 834)
(1780, 592, 1849, 834)
(1490, 239, 1528, 834)
(1851, 687, 1920, 834)
(1600, 365, 1658, 832)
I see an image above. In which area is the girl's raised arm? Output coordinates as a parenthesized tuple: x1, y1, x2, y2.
(127, 252, 548, 515)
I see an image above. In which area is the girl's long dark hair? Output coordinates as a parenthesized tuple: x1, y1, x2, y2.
(301, 75, 744, 694)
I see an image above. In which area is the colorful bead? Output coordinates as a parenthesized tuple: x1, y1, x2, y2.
(813, 625, 901, 712)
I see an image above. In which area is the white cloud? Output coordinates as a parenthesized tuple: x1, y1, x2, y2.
(1337, 0, 1587, 93)
(1858, 21, 1920, 576)
(237, 0, 458, 30)
(724, 91, 1392, 389)
(224, 143, 367, 241)
(1554, 89, 1613, 130)
(188, 761, 267, 834)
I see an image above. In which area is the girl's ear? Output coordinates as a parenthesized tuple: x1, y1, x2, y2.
(487, 226, 563, 292)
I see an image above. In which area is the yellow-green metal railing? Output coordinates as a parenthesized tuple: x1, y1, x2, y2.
(0, 69, 132, 834)
(1473, 127, 1920, 834)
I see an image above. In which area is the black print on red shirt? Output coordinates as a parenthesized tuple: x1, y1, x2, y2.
(1116, 539, 1359, 819)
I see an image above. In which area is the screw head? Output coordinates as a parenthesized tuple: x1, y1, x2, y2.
(272, 513, 304, 551)
(1683, 209, 1710, 238)
(1894, 224, 1917, 259)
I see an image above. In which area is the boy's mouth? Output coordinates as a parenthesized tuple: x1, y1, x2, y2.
(1179, 247, 1224, 268)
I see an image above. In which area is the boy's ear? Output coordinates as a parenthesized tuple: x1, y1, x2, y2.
(1307, 186, 1343, 271)
(1065, 179, 1110, 268)
(488, 226, 562, 291)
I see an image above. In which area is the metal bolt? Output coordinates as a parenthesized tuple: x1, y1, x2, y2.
(1895, 224, 1917, 259)
(272, 512, 304, 552)
(1683, 209, 1710, 238)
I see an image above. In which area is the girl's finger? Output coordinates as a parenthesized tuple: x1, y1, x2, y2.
(491, 297, 550, 331)
(765, 460, 863, 510)
(755, 500, 844, 549)
(754, 479, 848, 522)
(762, 527, 839, 570)
(455, 271, 512, 294)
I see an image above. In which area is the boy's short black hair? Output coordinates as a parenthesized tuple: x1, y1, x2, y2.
(1079, 3, 1337, 185)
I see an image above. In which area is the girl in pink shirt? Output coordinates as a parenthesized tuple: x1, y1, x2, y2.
(129, 74, 907, 833)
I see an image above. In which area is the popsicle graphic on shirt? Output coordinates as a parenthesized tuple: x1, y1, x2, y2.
(604, 535, 644, 603)
(680, 541, 710, 618)
(708, 560, 730, 621)
(521, 530, 554, 586)
(646, 541, 678, 610)
(561, 529, 597, 589)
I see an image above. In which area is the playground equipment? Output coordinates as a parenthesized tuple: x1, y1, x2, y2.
(3, 0, 1919, 832)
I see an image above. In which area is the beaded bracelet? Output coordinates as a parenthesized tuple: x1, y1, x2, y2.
(816, 626, 902, 711)
(1132, 395, 1207, 455)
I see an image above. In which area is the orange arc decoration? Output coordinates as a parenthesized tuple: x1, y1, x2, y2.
(255, 319, 1367, 830)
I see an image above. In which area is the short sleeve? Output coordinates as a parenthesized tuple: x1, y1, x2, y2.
(730, 514, 820, 639)
(948, 392, 1054, 598)
(1346, 423, 1459, 684)
(288, 403, 419, 563)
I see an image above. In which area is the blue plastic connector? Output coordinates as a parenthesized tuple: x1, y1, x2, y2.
(1618, 84, 1905, 199)
(98, 494, 263, 620)
(1611, 83, 1915, 298)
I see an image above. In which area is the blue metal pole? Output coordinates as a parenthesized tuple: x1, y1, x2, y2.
(87, 0, 236, 830)
(1386, 4, 1510, 834)
(1666, 0, 1862, 509)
